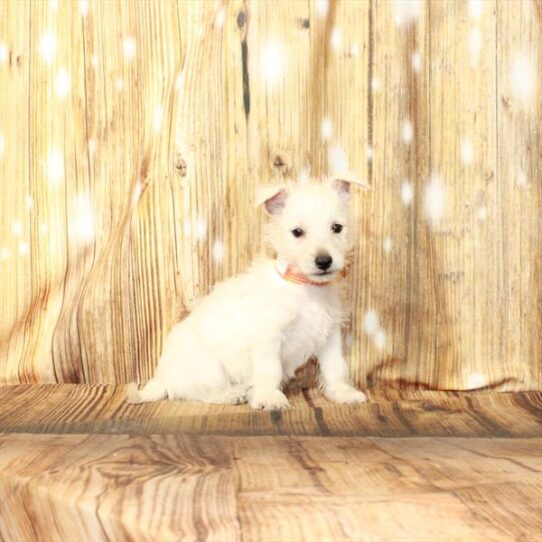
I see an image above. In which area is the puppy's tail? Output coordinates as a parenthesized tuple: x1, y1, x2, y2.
(126, 378, 167, 404)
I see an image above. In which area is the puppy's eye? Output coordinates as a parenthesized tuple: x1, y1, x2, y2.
(291, 228, 305, 238)
(331, 223, 343, 234)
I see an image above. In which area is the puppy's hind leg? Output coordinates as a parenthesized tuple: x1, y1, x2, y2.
(126, 378, 167, 404)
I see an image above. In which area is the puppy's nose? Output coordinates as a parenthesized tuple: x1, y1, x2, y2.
(315, 253, 333, 271)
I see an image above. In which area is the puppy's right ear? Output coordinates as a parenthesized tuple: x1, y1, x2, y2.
(255, 185, 288, 215)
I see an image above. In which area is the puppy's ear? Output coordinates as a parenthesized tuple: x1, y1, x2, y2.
(331, 171, 371, 202)
(333, 179, 351, 202)
(256, 185, 288, 215)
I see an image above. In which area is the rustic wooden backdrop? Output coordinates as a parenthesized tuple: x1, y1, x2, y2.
(0, 0, 540, 390)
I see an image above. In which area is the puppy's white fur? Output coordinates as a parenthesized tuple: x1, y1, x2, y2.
(127, 178, 367, 410)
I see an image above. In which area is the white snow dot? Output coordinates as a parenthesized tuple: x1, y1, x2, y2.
(477, 206, 487, 221)
(91, 54, 98, 68)
(321, 118, 333, 141)
(401, 180, 414, 206)
(366, 145, 373, 161)
(329, 144, 349, 174)
(19, 241, 30, 256)
(517, 170, 527, 187)
(330, 28, 342, 51)
(510, 53, 536, 104)
(467, 0, 483, 20)
(466, 371, 487, 389)
(12, 221, 23, 236)
(115, 78, 124, 92)
(50, 0, 58, 10)
(79, 0, 88, 16)
(350, 43, 360, 57)
(175, 72, 185, 90)
(363, 310, 380, 336)
(393, 0, 422, 26)
(412, 51, 422, 72)
(54, 69, 71, 98)
(47, 149, 64, 184)
(383, 236, 393, 253)
(401, 119, 413, 144)
(371, 77, 381, 92)
(214, 7, 225, 29)
(0, 247, 9, 261)
(88, 139, 97, 155)
(123, 37, 136, 60)
(131, 182, 142, 208)
(153, 106, 163, 134)
(195, 218, 207, 240)
(460, 140, 474, 164)
(212, 240, 225, 262)
(374, 329, 386, 350)
(469, 28, 482, 67)
(26, 196, 33, 210)
(260, 40, 286, 87)
(0, 43, 8, 63)
(73, 195, 95, 245)
(424, 175, 445, 223)
(314, 0, 329, 18)
(39, 31, 57, 63)
(39, 223, 49, 235)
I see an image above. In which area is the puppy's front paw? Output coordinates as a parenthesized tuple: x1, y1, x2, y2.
(250, 389, 290, 411)
(324, 384, 368, 404)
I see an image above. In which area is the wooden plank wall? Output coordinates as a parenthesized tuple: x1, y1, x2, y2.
(0, 0, 540, 390)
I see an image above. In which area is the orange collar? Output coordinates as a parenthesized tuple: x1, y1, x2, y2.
(275, 261, 332, 287)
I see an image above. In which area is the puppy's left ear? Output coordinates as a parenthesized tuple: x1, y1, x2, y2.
(255, 184, 288, 215)
(331, 171, 371, 202)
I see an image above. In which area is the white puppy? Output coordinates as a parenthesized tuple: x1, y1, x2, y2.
(127, 178, 368, 410)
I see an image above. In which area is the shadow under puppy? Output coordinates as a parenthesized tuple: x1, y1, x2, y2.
(127, 177, 368, 410)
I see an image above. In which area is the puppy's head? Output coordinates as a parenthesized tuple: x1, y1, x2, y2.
(258, 177, 365, 283)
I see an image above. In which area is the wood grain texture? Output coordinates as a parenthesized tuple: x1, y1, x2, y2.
(0, 0, 540, 389)
(1, 385, 541, 437)
(1, 433, 541, 541)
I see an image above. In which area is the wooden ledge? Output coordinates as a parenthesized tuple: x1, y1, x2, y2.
(1, 385, 541, 437)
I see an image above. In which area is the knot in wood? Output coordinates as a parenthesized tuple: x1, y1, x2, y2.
(174, 154, 187, 176)
(273, 155, 286, 169)
(236, 11, 246, 29)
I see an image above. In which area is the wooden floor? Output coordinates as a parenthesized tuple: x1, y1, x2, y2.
(1, 385, 541, 437)
(1, 434, 541, 542)
(1, 386, 541, 541)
